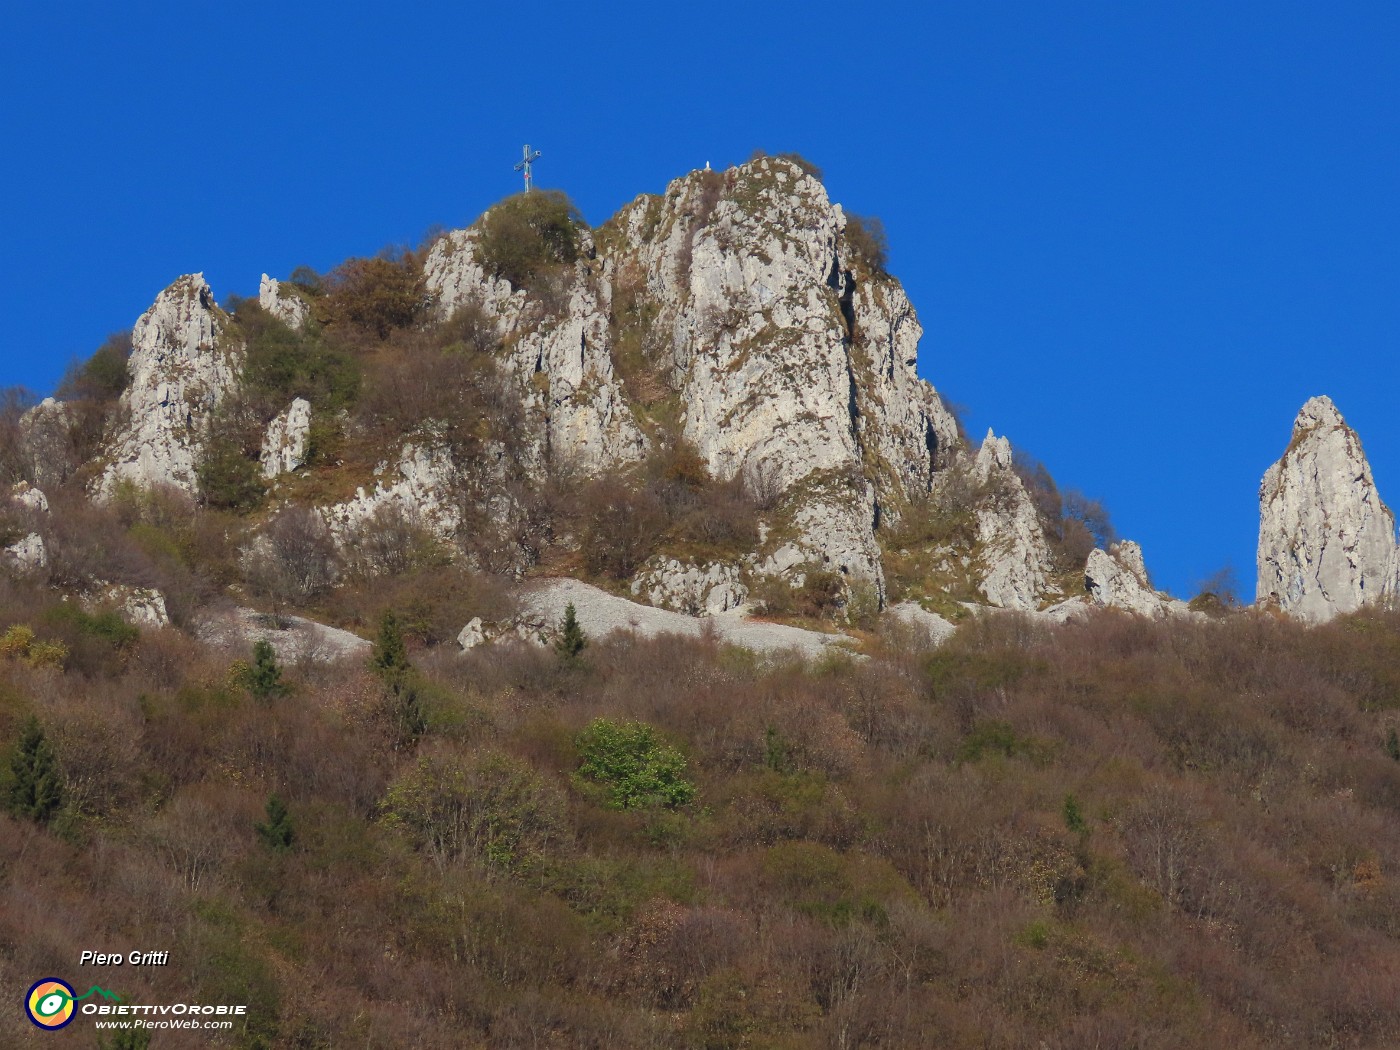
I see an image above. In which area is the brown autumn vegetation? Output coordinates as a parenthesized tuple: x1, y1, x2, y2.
(6, 184, 1400, 1047)
(4, 545, 1400, 1047)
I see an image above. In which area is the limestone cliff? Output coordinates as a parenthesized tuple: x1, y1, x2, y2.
(60, 158, 1162, 626)
(97, 274, 241, 499)
(423, 228, 646, 474)
(1257, 396, 1399, 622)
(423, 157, 961, 598)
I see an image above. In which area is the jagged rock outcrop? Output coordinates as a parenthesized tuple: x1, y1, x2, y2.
(424, 158, 963, 602)
(1085, 541, 1188, 619)
(97, 274, 241, 499)
(2, 483, 49, 574)
(261, 398, 312, 479)
(3, 532, 46, 573)
(1257, 396, 1399, 623)
(969, 432, 1054, 610)
(88, 583, 170, 628)
(457, 617, 486, 650)
(607, 160, 960, 595)
(18, 399, 74, 488)
(11, 482, 48, 515)
(630, 557, 748, 615)
(321, 443, 461, 543)
(259, 273, 310, 330)
(46, 161, 1156, 627)
(424, 230, 646, 474)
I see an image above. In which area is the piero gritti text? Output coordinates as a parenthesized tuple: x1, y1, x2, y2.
(80, 950, 170, 966)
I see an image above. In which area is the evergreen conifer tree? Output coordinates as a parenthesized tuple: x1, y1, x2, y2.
(372, 611, 409, 679)
(7, 716, 62, 824)
(371, 611, 425, 745)
(555, 603, 587, 663)
(249, 639, 285, 701)
(255, 794, 295, 852)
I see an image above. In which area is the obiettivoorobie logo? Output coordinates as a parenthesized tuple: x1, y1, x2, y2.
(24, 978, 121, 1030)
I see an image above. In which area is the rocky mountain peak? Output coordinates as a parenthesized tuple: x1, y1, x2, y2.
(419, 156, 962, 601)
(26, 158, 1194, 633)
(1257, 396, 1399, 622)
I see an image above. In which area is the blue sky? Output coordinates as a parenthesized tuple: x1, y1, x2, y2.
(2, 2, 1396, 600)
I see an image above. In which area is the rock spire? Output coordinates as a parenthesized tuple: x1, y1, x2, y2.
(1257, 396, 1399, 622)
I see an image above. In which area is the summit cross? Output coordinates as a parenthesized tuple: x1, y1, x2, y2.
(514, 144, 542, 192)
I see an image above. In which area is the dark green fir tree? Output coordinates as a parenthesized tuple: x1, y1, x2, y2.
(555, 603, 587, 663)
(8, 716, 63, 824)
(255, 794, 295, 852)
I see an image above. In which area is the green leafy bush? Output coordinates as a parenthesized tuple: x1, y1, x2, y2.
(575, 718, 696, 810)
(195, 407, 264, 513)
(42, 604, 140, 654)
(476, 190, 584, 290)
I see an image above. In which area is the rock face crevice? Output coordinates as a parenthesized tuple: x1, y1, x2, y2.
(97, 274, 242, 499)
(1257, 396, 1399, 622)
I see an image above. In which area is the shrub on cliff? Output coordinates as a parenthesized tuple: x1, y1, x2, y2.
(476, 190, 584, 290)
(843, 213, 889, 276)
(325, 251, 425, 340)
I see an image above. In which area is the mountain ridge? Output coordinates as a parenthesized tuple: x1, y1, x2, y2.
(4, 156, 1396, 634)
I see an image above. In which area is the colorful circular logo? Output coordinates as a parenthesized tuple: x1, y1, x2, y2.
(25, 978, 76, 1029)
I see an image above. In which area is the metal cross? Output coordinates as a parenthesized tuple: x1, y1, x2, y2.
(514, 144, 542, 192)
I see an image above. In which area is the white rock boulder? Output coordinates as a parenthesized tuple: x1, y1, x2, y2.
(94, 584, 170, 628)
(885, 602, 957, 645)
(457, 617, 487, 650)
(11, 482, 48, 514)
(631, 557, 748, 615)
(3, 533, 47, 573)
